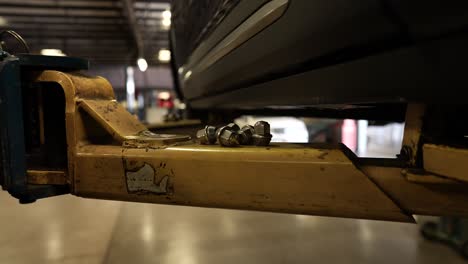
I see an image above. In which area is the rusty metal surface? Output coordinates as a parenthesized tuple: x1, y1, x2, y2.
(423, 144, 468, 182)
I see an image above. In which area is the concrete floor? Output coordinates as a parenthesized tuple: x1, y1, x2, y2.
(0, 192, 465, 264)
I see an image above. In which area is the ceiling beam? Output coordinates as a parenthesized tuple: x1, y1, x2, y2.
(25, 38, 130, 45)
(0, 6, 121, 17)
(0, 15, 164, 27)
(0, 0, 172, 66)
(31, 45, 132, 52)
(17, 31, 130, 39)
(0, 0, 122, 8)
(0, 16, 126, 25)
(121, 0, 143, 59)
(134, 2, 170, 10)
(1, 24, 129, 32)
(27, 39, 168, 48)
(134, 11, 165, 19)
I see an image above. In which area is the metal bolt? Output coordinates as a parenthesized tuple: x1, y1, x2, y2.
(252, 121, 272, 146)
(226, 123, 240, 132)
(254, 121, 270, 135)
(238, 125, 255, 145)
(196, 125, 217, 145)
(217, 125, 240, 147)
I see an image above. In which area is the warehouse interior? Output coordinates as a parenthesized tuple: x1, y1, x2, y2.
(0, 0, 467, 263)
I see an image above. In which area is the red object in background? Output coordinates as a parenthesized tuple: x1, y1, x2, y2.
(158, 99, 174, 108)
(157, 92, 174, 108)
(341, 119, 357, 152)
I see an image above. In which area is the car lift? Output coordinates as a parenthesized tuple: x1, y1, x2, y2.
(1, 52, 467, 223)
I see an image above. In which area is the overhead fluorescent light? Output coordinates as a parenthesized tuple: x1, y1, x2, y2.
(40, 49, 65, 56)
(161, 10, 171, 29)
(162, 19, 171, 27)
(137, 57, 148, 72)
(0, 17, 7, 26)
(158, 49, 171, 62)
(162, 10, 171, 20)
(126, 66, 136, 111)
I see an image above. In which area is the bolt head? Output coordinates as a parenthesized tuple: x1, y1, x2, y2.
(238, 125, 254, 145)
(252, 134, 272, 146)
(196, 129, 207, 143)
(197, 126, 217, 144)
(252, 121, 272, 146)
(218, 127, 239, 147)
(254, 121, 270, 135)
(226, 123, 240, 131)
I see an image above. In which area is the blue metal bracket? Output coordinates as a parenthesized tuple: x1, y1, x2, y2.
(0, 54, 88, 203)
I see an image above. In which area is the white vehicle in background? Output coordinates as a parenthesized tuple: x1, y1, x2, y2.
(235, 116, 309, 143)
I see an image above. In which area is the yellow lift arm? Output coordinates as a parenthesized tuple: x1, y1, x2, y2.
(18, 71, 468, 223)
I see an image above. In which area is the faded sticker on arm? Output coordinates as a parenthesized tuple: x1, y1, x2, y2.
(125, 161, 174, 194)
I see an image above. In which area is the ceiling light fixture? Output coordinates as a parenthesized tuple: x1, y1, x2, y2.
(137, 57, 148, 72)
(161, 10, 171, 29)
(40, 49, 65, 56)
(162, 10, 171, 20)
(158, 49, 171, 62)
(162, 19, 171, 27)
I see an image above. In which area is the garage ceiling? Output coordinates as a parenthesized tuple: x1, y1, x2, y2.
(0, 0, 171, 65)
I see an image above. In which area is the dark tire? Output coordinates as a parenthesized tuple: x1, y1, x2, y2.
(421, 221, 439, 241)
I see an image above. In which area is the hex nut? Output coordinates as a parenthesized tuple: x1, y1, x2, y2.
(196, 126, 217, 144)
(217, 125, 240, 147)
(226, 123, 240, 131)
(252, 134, 272, 146)
(254, 121, 270, 135)
(238, 125, 255, 145)
(252, 121, 272, 146)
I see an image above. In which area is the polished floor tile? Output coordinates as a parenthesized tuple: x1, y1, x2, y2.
(104, 202, 466, 264)
(0, 192, 121, 264)
(0, 191, 465, 264)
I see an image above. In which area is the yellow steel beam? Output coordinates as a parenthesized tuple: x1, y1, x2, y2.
(79, 99, 147, 142)
(27, 170, 67, 185)
(28, 70, 468, 223)
(363, 166, 468, 217)
(423, 144, 468, 182)
(401, 103, 425, 166)
(403, 170, 460, 185)
(74, 143, 412, 222)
